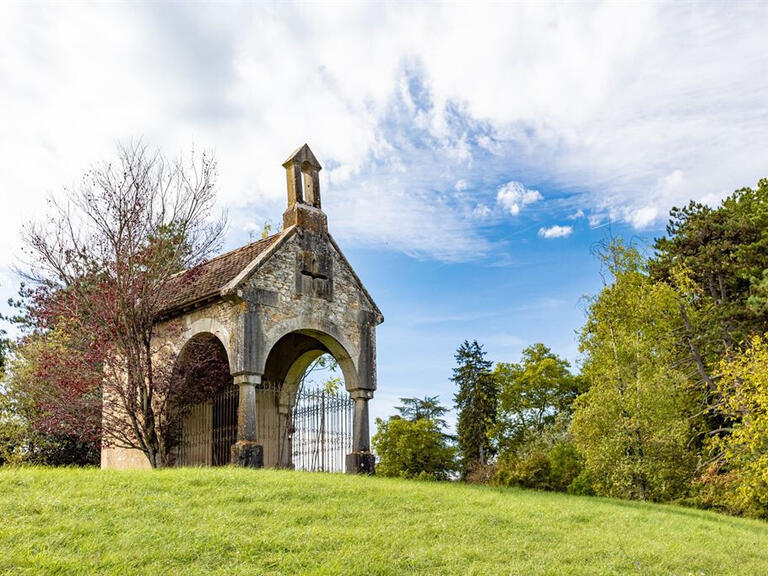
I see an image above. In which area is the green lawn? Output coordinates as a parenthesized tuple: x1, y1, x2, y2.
(0, 467, 766, 575)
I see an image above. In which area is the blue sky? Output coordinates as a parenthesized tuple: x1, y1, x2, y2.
(1, 3, 767, 425)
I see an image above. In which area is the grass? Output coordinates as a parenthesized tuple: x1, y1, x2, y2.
(0, 468, 767, 575)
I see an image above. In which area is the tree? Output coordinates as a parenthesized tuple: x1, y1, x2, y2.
(372, 417, 456, 480)
(698, 334, 768, 517)
(0, 328, 7, 380)
(452, 340, 498, 478)
(571, 239, 696, 501)
(18, 142, 226, 468)
(492, 344, 585, 492)
(494, 343, 583, 452)
(0, 284, 102, 465)
(395, 395, 448, 429)
(652, 181, 768, 423)
(649, 181, 768, 503)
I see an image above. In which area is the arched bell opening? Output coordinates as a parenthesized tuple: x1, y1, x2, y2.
(172, 332, 237, 467)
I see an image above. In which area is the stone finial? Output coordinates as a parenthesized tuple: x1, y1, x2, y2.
(282, 144, 327, 233)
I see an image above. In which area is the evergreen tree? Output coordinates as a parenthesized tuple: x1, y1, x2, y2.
(395, 395, 448, 429)
(652, 180, 768, 425)
(452, 340, 498, 478)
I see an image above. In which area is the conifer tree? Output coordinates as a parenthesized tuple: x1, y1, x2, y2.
(452, 340, 498, 478)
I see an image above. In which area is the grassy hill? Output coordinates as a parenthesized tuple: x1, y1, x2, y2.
(0, 468, 766, 575)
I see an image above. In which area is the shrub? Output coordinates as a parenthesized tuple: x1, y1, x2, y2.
(494, 441, 583, 492)
(372, 417, 456, 481)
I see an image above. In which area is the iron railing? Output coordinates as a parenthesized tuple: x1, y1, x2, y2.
(177, 383, 353, 472)
(289, 387, 353, 473)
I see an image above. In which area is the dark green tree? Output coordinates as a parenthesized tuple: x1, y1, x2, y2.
(452, 340, 498, 478)
(395, 395, 448, 429)
(652, 180, 768, 397)
(651, 180, 768, 477)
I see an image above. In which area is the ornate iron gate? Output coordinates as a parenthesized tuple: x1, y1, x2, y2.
(288, 386, 354, 473)
(177, 383, 353, 471)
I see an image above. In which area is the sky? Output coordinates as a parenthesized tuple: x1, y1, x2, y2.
(1, 2, 767, 426)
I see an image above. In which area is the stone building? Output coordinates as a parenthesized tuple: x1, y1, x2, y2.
(100, 144, 382, 473)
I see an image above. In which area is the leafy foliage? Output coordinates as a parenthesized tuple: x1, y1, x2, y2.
(698, 334, 768, 517)
(491, 343, 585, 492)
(494, 343, 583, 453)
(372, 416, 456, 481)
(571, 240, 695, 501)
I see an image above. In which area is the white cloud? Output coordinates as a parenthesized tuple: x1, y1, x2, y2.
(589, 214, 608, 229)
(569, 209, 585, 220)
(626, 206, 659, 229)
(472, 204, 492, 219)
(0, 1, 766, 280)
(538, 225, 573, 239)
(496, 181, 543, 215)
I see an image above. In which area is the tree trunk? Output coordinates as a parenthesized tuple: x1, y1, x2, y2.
(680, 304, 715, 392)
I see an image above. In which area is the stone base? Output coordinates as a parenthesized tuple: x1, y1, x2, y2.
(231, 441, 263, 468)
(346, 451, 375, 475)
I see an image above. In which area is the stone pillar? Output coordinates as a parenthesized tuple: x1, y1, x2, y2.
(231, 373, 263, 468)
(346, 389, 375, 474)
(277, 402, 294, 469)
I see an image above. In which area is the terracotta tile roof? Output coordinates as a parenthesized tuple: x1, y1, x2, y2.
(158, 232, 283, 316)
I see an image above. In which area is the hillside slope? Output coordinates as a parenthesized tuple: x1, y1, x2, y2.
(0, 467, 766, 575)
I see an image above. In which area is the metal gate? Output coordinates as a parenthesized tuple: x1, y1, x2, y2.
(212, 385, 238, 466)
(288, 386, 354, 473)
(177, 383, 353, 471)
(177, 384, 239, 467)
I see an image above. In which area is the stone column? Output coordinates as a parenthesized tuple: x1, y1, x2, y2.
(231, 373, 263, 468)
(277, 401, 294, 469)
(346, 389, 375, 474)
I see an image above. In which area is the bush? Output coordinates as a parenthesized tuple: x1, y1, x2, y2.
(494, 441, 583, 492)
(549, 441, 583, 491)
(0, 383, 100, 467)
(567, 469, 595, 496)
(372, 417, 456, 481)
(0, 413, 99, 467)
(464, 462, 496, 484)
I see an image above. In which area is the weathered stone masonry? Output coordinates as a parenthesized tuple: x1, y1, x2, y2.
(100, 144, 382, 473)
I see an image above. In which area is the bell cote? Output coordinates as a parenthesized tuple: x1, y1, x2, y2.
(282, 144, 327, 233)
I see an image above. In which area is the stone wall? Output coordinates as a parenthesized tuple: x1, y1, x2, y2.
(245, 229, 378, 389)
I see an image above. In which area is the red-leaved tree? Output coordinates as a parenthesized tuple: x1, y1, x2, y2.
(18, 142, 227, 467)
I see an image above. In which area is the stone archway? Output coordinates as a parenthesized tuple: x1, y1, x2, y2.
(236, 329, 362, 471)
(173, 332, 238, 467)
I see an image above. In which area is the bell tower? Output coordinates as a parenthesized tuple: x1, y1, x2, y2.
(282, 144, 327, 233)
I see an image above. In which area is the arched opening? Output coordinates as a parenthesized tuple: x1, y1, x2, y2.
(261, 330, 355, 471)
(173, 333, 237, 467)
